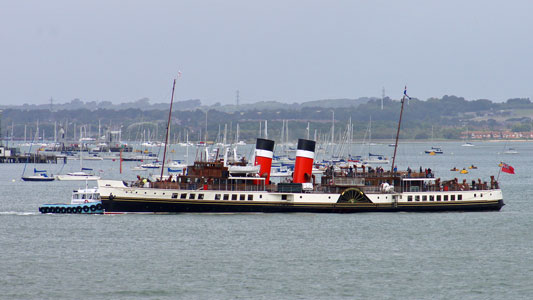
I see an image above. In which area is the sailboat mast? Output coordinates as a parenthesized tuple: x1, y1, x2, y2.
(160, 79, 177, 180)
(391, 90, 407, 173)
(186, 131, 189, 165)
(205, 110, 208, 143)
(331, 111, 334, 145)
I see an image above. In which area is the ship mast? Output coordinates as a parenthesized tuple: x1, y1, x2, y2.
(390, 87, 408, 173)
(160, 79, 177, 180)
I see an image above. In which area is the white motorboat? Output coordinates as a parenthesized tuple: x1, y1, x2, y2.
(140, 162, 162, 169)
(503, 148, 518, 154)
(362, 153, 390, 164)
(425, 147, 443, 154)
(56, 171, 100, 181)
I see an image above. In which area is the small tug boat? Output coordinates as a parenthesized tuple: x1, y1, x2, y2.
(39, 187, 103, 214)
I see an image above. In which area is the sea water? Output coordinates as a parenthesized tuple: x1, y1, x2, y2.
(1, 141, 532, 299)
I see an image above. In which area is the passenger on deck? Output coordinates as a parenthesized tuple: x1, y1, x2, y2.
(462, 179, 469, 190)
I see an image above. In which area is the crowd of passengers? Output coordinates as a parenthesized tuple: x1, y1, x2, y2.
(324, 165, 435, 178)
(322, 164, 500, 192)
(424, 177, 499, 191)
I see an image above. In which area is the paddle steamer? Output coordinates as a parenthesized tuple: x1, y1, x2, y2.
(98, 138, 503, 213)
(97, 84, 503, 213)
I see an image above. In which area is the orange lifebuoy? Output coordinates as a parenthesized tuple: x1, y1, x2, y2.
(84, 200, 88, 203)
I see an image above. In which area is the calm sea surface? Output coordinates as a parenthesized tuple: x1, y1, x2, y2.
(1, 141, 532, 299)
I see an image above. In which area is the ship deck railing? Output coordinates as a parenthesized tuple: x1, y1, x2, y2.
(141, 173, 498, 194)
(148, 181, 276, 192)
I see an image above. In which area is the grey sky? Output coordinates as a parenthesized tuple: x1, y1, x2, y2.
(1, 0, 532, 105)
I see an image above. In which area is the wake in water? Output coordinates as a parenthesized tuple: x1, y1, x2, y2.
(0, 211, 39, 216)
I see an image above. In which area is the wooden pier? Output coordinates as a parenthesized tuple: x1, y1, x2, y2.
(0, 153, 67, 164)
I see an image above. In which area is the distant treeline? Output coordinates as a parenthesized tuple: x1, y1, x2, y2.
(1, 95, 532, 142)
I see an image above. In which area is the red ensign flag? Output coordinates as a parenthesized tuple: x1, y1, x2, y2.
(501, 163, 515, 174)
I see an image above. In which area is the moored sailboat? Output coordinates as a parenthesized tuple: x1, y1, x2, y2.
(22, 168, 55, 182)
(55, 141, 101, 181)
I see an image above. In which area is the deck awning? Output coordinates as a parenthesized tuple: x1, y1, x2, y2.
(401, 178, 436, 181)
(228, 176, 265, 181)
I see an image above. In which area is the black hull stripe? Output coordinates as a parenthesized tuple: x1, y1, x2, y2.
(101, 199, 504, 213)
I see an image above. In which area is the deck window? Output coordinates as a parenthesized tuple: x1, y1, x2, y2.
(444, 195, 448, 201)
(189, 194, 195, 200)
(240, 194, 246, 201)
(422, 195, 427, 201)
(172, 193, 178, 199)
(458, 195, 462, 200)
(429, 195, 434, 201)
(282, 195, 288, 200)
(408, 195, 413, 202)
(223, 194, 229, 200)
(232, 194, 238, 200)
(198, 194, 204, 200)
(248, 194, 253, 201)
(451, 195, 455, 201)
(437, 195, 441, 201)
(415, 195, 420, 201)
(215, 194, 221, 200)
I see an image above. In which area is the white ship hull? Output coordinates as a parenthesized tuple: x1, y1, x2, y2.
(98, 180, 503, 213)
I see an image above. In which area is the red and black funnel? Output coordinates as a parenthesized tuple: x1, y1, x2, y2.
(293, 139, 316, 183)
(254, 138, 275, 184)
